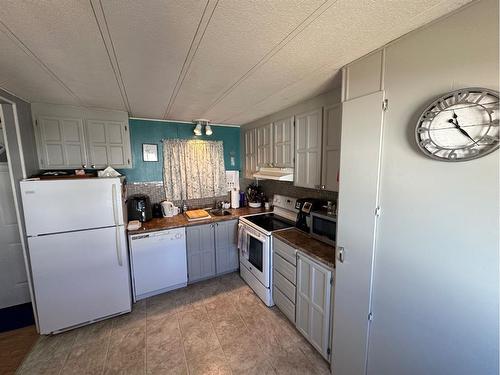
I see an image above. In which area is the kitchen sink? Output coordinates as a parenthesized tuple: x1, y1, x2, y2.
(208, 209, 232, 216)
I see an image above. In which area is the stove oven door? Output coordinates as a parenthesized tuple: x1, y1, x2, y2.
(239, 224, 270, 288)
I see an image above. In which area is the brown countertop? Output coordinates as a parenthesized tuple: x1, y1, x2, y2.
(128, 206, 267, 235)
(273, 228, 335, 269)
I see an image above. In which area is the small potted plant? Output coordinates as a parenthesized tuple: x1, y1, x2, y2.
(246, 183, 264, 208)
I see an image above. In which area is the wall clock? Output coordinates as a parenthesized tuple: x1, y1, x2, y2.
(415, 87, 499, 161)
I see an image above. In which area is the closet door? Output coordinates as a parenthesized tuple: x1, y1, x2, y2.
(332, 91, 385, 375)
(37, 116, 87, 169)
(86, 120, 131, 169)
(294, 109, 322, 188)
(272, 116, 294, 168)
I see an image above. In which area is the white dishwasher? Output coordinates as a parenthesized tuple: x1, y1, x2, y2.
(129, 227, 187, 301)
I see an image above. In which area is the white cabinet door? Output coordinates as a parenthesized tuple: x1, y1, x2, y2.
(256, 124, 273, 167)
(294, 109, 323, 188)
(322, 104, 342, 191)
(186, 223, 216, 282)
(296, 252, 332, 361)
(244, 128, 257, 178)
(214, 219, 239, 275)
(86, 120, 131, 168)
(272, 116, 294, 167)
(332, 91, 384, 375)
(37, 116, 87, 168)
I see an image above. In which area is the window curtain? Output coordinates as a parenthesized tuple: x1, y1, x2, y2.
(163, 139, 227, 201)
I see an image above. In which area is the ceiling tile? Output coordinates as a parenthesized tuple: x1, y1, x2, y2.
(0, 0, 124, 109)
(100, 0, 207, 118)
(204, 0, 472, 124)
(167, 0, 327, 121)
(0, 28, 78, 105)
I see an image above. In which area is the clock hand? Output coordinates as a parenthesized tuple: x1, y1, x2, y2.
(448, 119, 479, 145)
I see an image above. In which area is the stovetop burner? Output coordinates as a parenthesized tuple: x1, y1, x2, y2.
(243, 213, 295, 232)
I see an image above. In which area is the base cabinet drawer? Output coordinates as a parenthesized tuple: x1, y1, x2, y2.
(273, 252, 296, 284)
(273, 286, 295, 323)
(273, 238, 297, 265)
(273, 269, 296, 303)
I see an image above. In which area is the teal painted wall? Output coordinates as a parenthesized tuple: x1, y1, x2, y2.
(118, 119, 240, 182)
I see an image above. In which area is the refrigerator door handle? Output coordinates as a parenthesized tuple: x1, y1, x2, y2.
(111, 183, 118, 226)
(115, 226, 123, 267)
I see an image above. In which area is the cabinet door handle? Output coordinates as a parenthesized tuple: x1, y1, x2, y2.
(337, 246, 345, 263)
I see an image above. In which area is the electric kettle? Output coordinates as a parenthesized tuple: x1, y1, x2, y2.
(161, 201, 179, 217)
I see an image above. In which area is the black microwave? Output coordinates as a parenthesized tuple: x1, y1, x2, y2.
(310, 210, 336, 246)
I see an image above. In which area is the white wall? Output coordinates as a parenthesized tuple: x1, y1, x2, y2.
(343, 1, 499, 374)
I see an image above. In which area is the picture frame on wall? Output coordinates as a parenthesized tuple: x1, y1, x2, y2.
(142, 143, 158, 162)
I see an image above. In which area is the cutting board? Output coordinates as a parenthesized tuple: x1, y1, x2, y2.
(185, 209, 211, 221)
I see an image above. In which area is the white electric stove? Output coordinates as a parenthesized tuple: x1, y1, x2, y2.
(238, 195, 298, 306)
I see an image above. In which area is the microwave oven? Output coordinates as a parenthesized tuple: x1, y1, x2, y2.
(310, 210, 336, 246)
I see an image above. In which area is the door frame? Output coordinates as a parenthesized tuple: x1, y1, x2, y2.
(0, 98, 38, 330)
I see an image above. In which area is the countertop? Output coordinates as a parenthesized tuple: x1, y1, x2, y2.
(273, 228, 336, 269)
(128, 206, 267, 235)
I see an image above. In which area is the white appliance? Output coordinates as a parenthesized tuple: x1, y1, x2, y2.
(253, 167, 294, 181)
(20, 177, 131, 334)
(238, 195, 298, 306)
(129, 228, 187, 301)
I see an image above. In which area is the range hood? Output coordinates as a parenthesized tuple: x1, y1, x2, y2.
(253, 167, 294, 182)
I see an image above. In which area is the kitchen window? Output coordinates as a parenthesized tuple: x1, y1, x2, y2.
(163, 139, 226, 200)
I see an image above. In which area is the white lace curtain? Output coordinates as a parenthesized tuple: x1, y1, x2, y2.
(163, 139, 227, 201)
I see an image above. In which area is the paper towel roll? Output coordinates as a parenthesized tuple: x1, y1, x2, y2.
(231, 189, 240, 209)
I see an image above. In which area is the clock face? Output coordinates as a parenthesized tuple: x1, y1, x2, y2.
(415, 88, 499, 161)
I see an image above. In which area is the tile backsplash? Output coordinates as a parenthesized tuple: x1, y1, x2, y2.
(126, 179, 337, 210)
(240, 178, 338, 203)
(126, 181, 229, 208)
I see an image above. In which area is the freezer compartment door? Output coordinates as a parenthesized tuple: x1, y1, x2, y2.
(21, 178, 124, 236)
(28, 226, 131, 334)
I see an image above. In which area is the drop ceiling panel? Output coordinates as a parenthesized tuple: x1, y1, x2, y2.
(167, 0, 326, 121)
(100, 0, 207, 118)
(205, 0, 471, 123)
(0, 29, 78, 105)
(0, 0, 124, 109)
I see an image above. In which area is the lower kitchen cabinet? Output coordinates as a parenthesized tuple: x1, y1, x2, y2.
(186, 219, 239, 283)
(214, 220, 239, 275)
(186, 223, 216, 283)
(296, 252, 333, 361)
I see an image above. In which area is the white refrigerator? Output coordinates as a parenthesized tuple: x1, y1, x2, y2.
(20, 177, 131, 334)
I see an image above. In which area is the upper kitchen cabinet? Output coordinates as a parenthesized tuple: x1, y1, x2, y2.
(86, 120, 131, 168)
(36, 116, 87, 169)
(272, 116, 294, 168)
(256, 123, 273, 167)
(294, 109, 323, 189)
(244, 128, 257, 178)
(32, 103, 132, 170)
(321, 104, 342, 191)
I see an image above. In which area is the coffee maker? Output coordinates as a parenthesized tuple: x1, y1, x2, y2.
(295, 198, 326, 232)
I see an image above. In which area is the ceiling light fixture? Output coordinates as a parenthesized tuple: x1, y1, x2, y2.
(193, 123, 202, 136)
(205, 124, 212, 136)
(193, 119, 211, 136)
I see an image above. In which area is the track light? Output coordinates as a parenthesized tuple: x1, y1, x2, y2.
(193, 119, 211, 136)
(205, 124, 212, 135)
(193, 123, 202, 136)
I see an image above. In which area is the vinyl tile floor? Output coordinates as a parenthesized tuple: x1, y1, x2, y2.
(16, 272, 331, 374)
